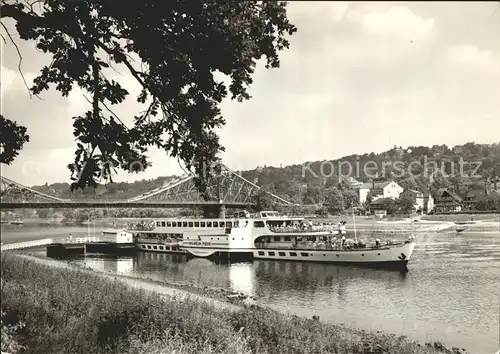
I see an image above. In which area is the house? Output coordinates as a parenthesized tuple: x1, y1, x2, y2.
(463, 189, 489, 210)
(369, 198, 393, 217)
(345, 177, 363, 188)
(101, 229, 134, 244)
(488, 176, 500, 192)
(456, 176, 485, 196)
(355, 180, 403, 204)
(400, 189, 424, 212)
(423, 191, 434, 214)
(434, 189, 463, 213)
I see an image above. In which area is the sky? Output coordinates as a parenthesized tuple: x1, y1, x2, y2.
(1, 1, 500, 186)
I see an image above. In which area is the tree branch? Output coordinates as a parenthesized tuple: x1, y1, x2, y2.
(1, 21, 31, 98)
(81, 92, 126, 127)
(95, 39, 148, 90)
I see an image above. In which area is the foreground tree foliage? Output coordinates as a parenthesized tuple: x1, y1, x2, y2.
(1, 0, 296, 193)
(0, 115, 30, 164)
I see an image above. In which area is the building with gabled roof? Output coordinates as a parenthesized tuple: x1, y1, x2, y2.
(434, 189, 463, 213)
(354, 180, 403, 204)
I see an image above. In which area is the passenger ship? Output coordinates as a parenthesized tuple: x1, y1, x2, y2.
(127, 210, 416, 269)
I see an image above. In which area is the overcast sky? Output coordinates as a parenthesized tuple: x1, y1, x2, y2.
(1, 1, 499, 186)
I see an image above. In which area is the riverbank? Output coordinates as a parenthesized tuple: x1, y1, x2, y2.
(1, 252, 469, 354)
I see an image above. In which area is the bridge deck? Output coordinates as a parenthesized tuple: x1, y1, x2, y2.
(0, 201, 251, 209)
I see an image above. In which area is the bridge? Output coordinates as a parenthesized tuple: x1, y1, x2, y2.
(0, 163, 293, 217)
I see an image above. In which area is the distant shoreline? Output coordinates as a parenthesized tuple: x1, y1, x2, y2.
(2, 213, 499, 232)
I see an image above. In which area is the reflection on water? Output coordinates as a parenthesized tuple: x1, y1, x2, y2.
(66, 231, 500, 353)
(3, 224, 499, 353)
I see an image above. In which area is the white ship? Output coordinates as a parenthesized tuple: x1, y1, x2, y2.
(127, 220, 184, 254)
(128, 210, 416, 270)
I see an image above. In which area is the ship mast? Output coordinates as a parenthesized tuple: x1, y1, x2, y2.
(352, 207, 357, 240)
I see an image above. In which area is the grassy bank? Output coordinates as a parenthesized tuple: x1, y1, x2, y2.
(1, 254, 462, 354)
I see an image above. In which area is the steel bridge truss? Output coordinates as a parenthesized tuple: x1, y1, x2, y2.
(127, 164, 291, 205)
(1, 163, 292, 206)
(0, 176, 66, 204)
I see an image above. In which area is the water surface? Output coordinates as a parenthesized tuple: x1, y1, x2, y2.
(2, 224, 499, 353)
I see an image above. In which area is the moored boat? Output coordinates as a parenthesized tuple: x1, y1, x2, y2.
(127, 210, 416, 270)
(252, 238, 415, 270)
(127, 220, 184, 254)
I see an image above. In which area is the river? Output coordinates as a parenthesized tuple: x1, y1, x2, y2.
(2, 223, 499, 353)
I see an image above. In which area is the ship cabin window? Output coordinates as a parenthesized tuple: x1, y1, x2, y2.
(300, 252, 309, 257)
(278, 252, 286, 256)
(194, 222, 199, 227)
(183, 222, 188, 227)
(156, 221, 161, 227)
(273, 236, 280, 242)
(227, 221, 233, 227)
(284, 236, 290, 241)
(159, 246, 164, 250)
(201, 222, 206, 227)
(268, 252, 275, 256)
(220, 221, 225, 227)
(167, 222, 171, 227)
(254, 221, 265, 228)
(289, 252, 297, 256)
(161, 221, 166, 227)
(153, 246, 158, 250)
(188, 222, 194, 227)
(213, 222, 218, 227)
(258, 251, 265, 256)
(207, 222, 212, 227)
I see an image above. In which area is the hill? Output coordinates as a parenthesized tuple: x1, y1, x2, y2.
(31, 141, 500, 205)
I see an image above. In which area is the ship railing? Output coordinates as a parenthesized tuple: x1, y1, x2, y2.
(136, 237, 180, 244)
(255, 241, 402, 251)
(73, 237, 100, 243)
(127, 222, 156, 231)
(269, 227, 337, 233)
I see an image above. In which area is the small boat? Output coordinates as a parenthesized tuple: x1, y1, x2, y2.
(455, 225, 467, 233)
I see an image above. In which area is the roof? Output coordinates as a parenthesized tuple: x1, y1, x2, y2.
(436, 188, 447, 196)
(102, 229, 128, 233)
(370, 197, 393, 205)
(403, 189, 423, 196)
(346, 177, 362, 184)
(465, 189, 488, 199)
(360, 181, 394, 189)
(436, 188, 462, 202)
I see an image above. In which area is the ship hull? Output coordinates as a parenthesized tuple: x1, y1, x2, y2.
(135, 241, 184, 254)
(252, 241, 415, 271)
